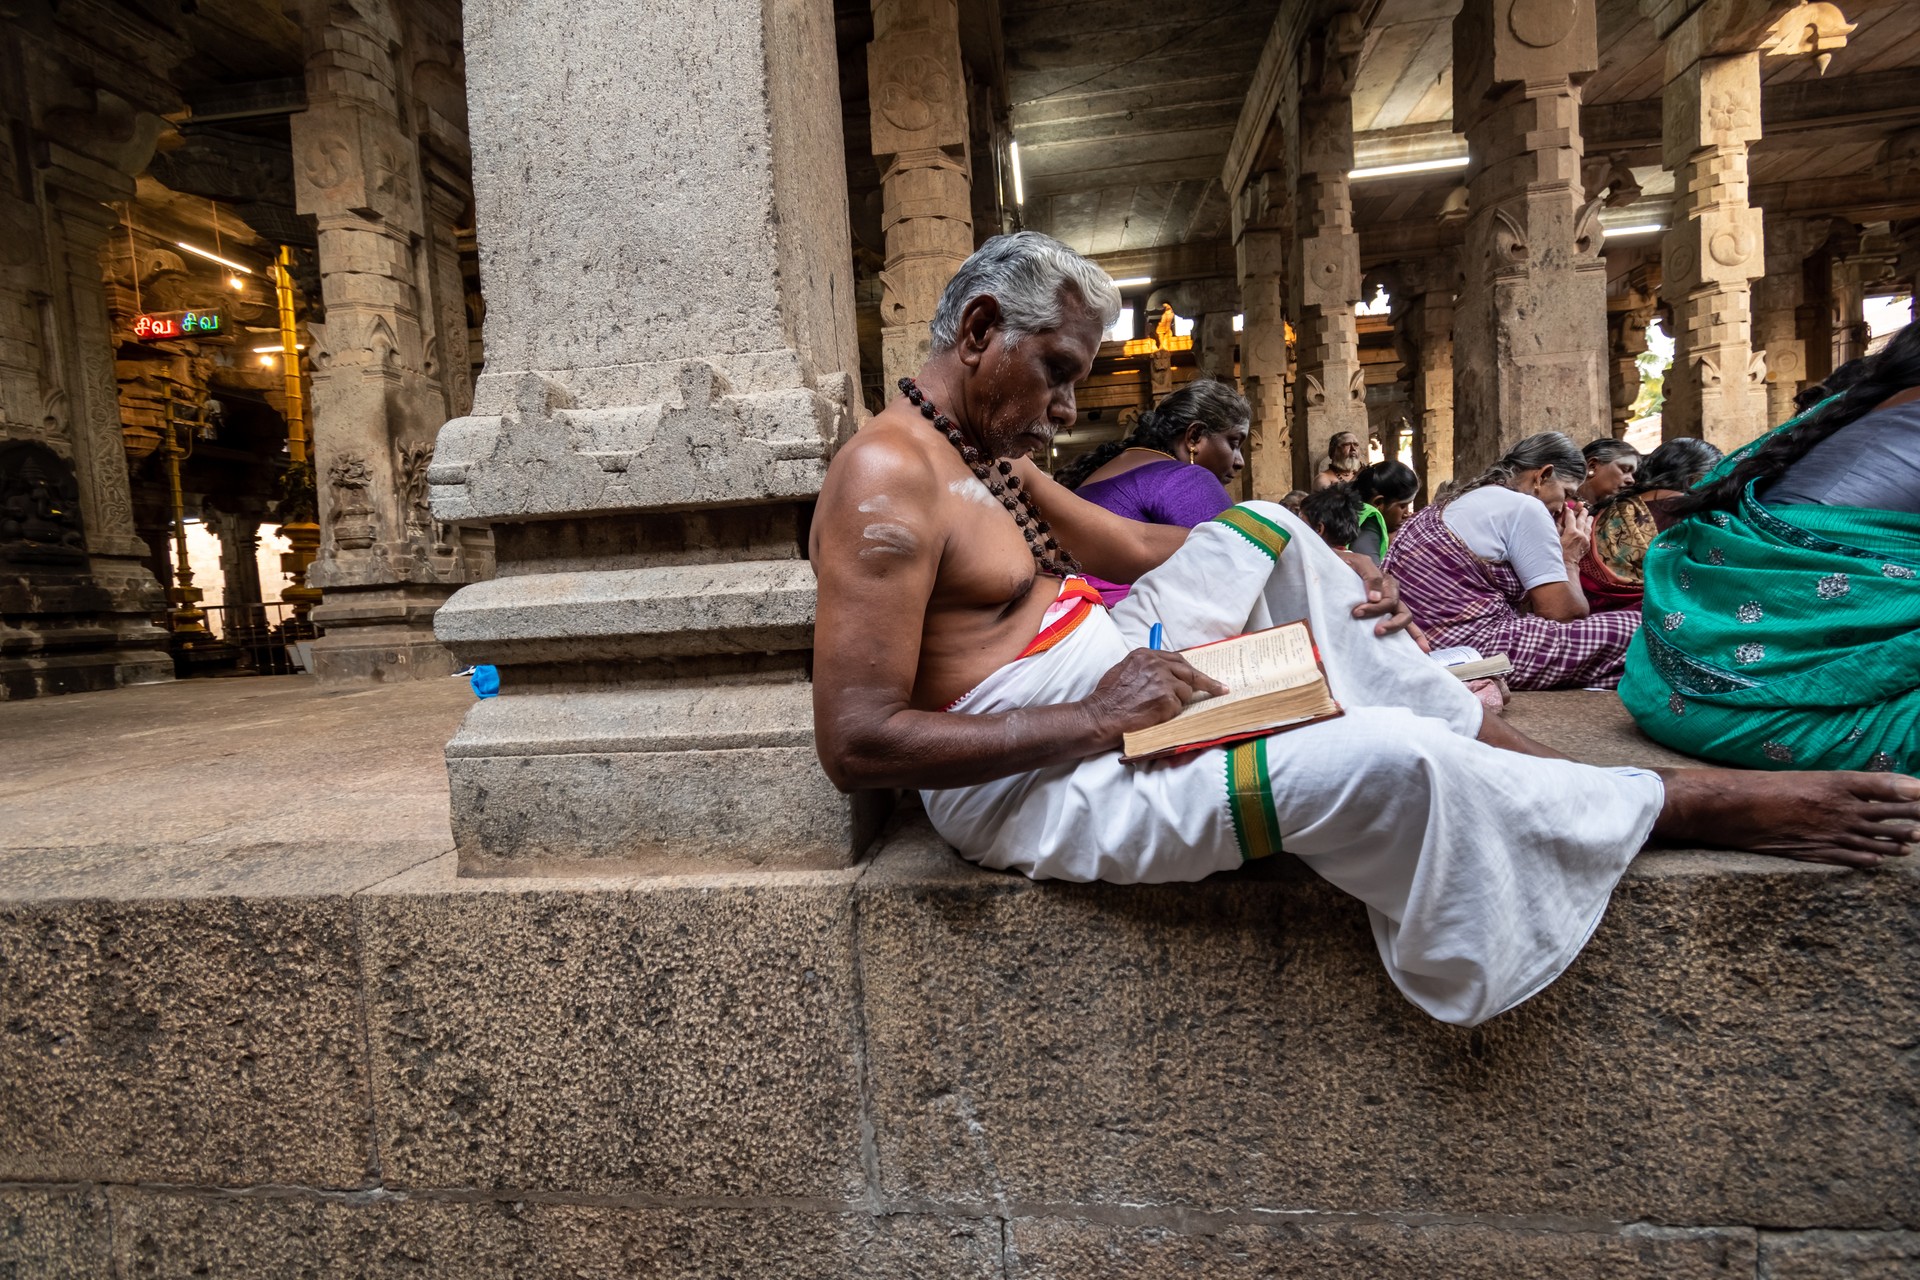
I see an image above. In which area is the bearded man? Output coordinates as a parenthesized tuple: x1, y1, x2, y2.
(809, 232, 1918, 1027)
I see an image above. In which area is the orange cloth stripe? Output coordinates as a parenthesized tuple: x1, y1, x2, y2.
(1017, 577, 1104, 659)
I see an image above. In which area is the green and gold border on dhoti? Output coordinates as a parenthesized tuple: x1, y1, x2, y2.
(1226, 737, 1284, 861)
(1215, 505, 1291, 561)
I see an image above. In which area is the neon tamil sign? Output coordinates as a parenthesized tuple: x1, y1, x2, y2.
(132, 310, 227, 342)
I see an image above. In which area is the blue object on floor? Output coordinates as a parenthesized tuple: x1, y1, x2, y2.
(470, 664, 500, 698)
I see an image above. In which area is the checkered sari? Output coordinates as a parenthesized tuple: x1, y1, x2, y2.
(1386, 503, 1643, 690)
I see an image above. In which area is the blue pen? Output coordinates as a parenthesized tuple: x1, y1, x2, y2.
(1148, 622, 1164, 651)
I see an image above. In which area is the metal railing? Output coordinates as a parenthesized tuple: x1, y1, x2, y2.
(187, 601, 319, 676)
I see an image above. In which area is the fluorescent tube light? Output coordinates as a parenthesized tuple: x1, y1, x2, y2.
(1010, 140, 1025, 206)
(1605, 223, 1665, 239)
(1348, 155, 1470, 181)
(173, 240, 255, 274)
(1110, 276, 1152, 288)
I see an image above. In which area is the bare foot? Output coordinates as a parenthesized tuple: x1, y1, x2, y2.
(1653, 769, 1920, 869)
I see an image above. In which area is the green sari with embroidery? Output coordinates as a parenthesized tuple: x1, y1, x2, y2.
(1620, 411, 1920, 773)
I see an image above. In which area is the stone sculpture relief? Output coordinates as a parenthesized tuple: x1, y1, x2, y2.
(327, 453, 377, 550)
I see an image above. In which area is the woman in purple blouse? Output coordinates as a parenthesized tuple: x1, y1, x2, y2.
(1054, 379, 1249, 604)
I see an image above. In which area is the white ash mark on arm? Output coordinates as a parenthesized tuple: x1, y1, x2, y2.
(859, 522, 919, 560)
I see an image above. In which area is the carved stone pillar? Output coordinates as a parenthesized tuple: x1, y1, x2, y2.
(1605, 263, 1657, 439)
(1451, 0, 1608, 478)
(1388, 258, 1458, 497)
(1755, 219, 1821, 427)
(1654, 47, 1765, 446)
(1290, 18, 1368, 484)
(1233, 172, 1293, 499)
(0, 15, 175, 699)
(208, 510, 267, 642)
(430, 0, 863, 871)
(869, 0, 972, 389)
(289, 0, 484, 684)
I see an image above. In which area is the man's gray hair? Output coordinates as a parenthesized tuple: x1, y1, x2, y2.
(928, 231, 1123, 353)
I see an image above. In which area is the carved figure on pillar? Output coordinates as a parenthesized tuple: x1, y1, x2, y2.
(870, 0, 973, 389)
(1450, 0, 1609, 478)
(1289, 16, 1368, 486)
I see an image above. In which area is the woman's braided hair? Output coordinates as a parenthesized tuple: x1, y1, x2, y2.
(1054, 378, 1250, 490)
(1442, 431, 1587, 507)
(1670, 319, 1920, 516)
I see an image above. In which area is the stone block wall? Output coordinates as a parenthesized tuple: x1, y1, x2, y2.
(1, 817, 1916, 1277)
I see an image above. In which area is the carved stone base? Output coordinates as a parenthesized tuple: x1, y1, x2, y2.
(306, 584, 461, 685)
(444, 682, 880, 874)
(0, 552, 173, 701)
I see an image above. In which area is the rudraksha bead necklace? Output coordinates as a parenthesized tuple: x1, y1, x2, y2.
(899, 376, 1081, 578)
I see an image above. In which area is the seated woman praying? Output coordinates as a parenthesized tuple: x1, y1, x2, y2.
(1386, 431, 1643, 690)
(1350, 460, 1419, 564)
(1620, 320, 1920, 774)
(1055, 379, 1247, 604)
(1577, 438, 1722, 612)
(1579, 438, 1641, 506)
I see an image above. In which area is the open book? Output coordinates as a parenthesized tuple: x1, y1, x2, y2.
(1429, 646, 1515, 682)
(1120, 620, 1342, 763)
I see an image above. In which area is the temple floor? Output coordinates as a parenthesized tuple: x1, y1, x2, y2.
(0, 675, 467, 900)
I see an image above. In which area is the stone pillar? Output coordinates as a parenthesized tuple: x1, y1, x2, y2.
(1605, 263, 1658, 439)
(1754, 219, 1821, 427)
(869, 0, 972, 389)
(208, 510, 267, 640)
(1388, 259, 1458, 497)
(1195, 313, 1238, 382)
(1450, 0, 1608, 477)
(290, 0, 483, 684)
(1654, 41, 1765, 447)
(1290, 19, 1368, 484)
(429, 0, 863, 871)
(1233, 171, 1293, 499)
(1829, 255, 1868, 369)
(0, 17, 175, 699)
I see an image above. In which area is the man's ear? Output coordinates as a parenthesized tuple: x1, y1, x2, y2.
(956, 295, 1003, 368)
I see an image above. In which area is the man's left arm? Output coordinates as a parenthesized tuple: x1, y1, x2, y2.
(1016, 459, 1415, 635)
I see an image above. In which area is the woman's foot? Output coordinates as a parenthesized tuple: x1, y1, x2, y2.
(1653, 769, 1920, 869)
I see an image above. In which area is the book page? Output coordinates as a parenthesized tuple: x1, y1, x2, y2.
(1180, 623, 1318, 709)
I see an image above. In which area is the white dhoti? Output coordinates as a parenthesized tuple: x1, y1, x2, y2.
(922, 503, 1665, 1026)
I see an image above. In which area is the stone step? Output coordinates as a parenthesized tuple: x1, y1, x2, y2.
(2, 717, 1917, 1275)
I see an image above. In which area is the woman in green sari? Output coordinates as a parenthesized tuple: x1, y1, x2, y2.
(1620, 322, 1920, 773)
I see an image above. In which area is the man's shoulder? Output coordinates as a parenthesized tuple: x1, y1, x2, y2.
(821, 413, 946, 508)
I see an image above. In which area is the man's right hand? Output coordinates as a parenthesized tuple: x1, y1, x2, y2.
(1081, 649, 1231, 747)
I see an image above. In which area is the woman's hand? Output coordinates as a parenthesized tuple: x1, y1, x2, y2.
(1333, 549, 1417, 637)
(1558, 505, 1594, 564)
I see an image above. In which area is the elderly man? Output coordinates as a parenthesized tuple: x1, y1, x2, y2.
(810, 232, 1918, 1027)
(1313, 430, 1365, 491)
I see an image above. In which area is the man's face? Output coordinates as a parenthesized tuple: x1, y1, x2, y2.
(1332, 434, 1361, 465)
(969, 300, 1102, 459)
